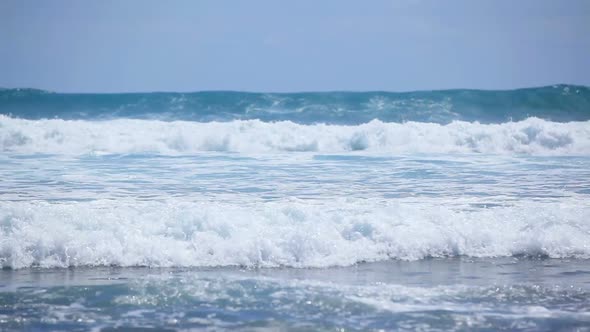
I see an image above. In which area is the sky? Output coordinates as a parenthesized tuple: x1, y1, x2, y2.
(1, 0, 589, 93)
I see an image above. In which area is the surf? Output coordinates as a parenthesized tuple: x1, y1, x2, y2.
(2, 198, 589, 269)
(1, 115, 589, 155)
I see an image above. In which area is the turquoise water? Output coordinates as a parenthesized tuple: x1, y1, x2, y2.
(2, 85, 590, 124)
(1, 86, 590, 330)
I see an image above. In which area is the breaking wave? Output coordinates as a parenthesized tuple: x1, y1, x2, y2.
(1, 198, 588, 269)
(1, 116, 589, 155)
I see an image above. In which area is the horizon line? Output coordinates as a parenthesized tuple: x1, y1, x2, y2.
(1, 83, 587, 95)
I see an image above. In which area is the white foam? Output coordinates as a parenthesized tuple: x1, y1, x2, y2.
(1, 198, 588, 269)
(1, 115, 589, 155)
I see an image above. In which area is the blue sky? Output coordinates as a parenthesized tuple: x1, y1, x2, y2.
(1, 0, 589, 92)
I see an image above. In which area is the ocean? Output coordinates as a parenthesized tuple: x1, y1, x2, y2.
(1, 85, 589, 331)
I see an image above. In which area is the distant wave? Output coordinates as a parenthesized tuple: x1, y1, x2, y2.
(1, 85, 589, 124)
(1, 198, 588, 269)
(1, 116, 589, 155)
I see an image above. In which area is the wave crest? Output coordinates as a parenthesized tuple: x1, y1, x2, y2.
(1, 116, 589, 155)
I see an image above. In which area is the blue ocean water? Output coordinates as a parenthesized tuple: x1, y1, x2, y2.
(1, 85, 590, 331)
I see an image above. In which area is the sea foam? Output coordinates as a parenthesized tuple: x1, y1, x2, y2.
(1, 115, 589, 155)
(1, 198, 588, 269)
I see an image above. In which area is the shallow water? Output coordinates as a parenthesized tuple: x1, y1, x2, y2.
(1, 152, 589, 331)
(1, 259, 590, 331)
